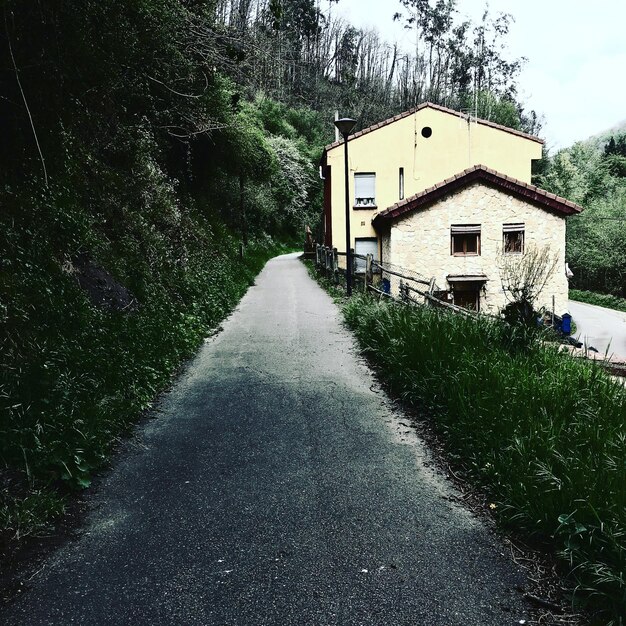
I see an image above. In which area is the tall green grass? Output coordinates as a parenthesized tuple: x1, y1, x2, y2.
(1, 184, 288, 542)
(344, 294, 626, 623)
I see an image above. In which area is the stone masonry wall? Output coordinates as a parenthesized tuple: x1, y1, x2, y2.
(384, 182, 569, 315)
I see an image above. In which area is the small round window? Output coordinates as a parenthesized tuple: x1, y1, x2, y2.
(421, 126, 433, 138)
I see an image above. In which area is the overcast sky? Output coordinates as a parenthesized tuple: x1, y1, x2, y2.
(330, 0, 626, 151)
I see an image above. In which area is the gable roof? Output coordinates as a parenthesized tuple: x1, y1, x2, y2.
(323, 102, 544, 154)
(372, 165, 583, 229)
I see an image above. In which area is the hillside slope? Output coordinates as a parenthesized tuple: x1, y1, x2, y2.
(0, 1, 324, 542)
(582, 119, 626, 151)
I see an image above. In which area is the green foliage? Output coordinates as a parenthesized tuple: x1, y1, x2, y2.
(267, 135, 315, 228)
(539, 136, 626, 298)
(0, 491, 65, 542)
(540, 144, 598, 206)
(1, 169, 288, 533)
(604, 154, 626, 178)
(192, 93, 324, 238)
(0, 0, 314, 542)
(343, 294, 626, 622)
(459, 91, 522, 130)
(604, 135, 626, 159)
(570, 290, 626, 314)
(253, 95, 298, 139)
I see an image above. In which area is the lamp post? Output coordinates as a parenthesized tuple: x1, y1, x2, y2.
(334, 117, 356, 296)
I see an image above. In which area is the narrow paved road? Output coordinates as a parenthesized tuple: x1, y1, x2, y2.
(3, 253, 530, 625)
(569, 299, 626, 359)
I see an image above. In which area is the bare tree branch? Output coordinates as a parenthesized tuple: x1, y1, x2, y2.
(4, 7, 48, 186)
(146, 74, 208, 99)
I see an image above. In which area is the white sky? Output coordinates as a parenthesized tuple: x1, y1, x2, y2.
(330, 0, 626, 151)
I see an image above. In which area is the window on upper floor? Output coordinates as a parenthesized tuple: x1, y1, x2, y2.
(503, 223, 525, 254)
(354, 173, 376, 208)
(399, 167, 404, 200)
(451, 225, 481, 256)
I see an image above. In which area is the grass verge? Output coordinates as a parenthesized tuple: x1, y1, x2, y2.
(338, 288, 624, 623)
(1, 214, 289, 546)
(570, 289, 626, 314)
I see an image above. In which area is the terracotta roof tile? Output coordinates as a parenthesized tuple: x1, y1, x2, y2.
(372, 165, 583, 229)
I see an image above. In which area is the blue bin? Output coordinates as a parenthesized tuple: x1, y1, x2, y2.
(561, 313, 572, 335)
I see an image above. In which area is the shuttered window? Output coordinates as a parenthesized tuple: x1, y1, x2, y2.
(451, 225, 481, 256)
(355, 238, 378, 273)
(354, 173, 376, 207)
(503, 223, 525, 254)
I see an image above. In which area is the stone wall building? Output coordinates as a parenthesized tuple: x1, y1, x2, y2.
(373, 166, 582, 314)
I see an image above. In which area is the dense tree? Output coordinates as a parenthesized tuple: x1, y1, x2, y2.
(539, 136, 626, 297)
(202, 0, 540, 132)
(604, 135, 626, 158)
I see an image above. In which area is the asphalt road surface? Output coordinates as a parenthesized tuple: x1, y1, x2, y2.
(3, 253, 530, 625)
(569, 299, 626, 359)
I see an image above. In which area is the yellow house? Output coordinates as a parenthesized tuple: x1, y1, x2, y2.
(320, 102, 583, 314)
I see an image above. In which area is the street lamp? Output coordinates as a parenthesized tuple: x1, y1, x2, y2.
(334, 117, 356, 296)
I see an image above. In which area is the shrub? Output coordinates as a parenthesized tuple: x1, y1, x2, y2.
(570, 289, 626, 314)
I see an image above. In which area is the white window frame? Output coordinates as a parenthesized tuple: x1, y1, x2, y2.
(354, 237, 379, 273)
(354, 173, 376, 208)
